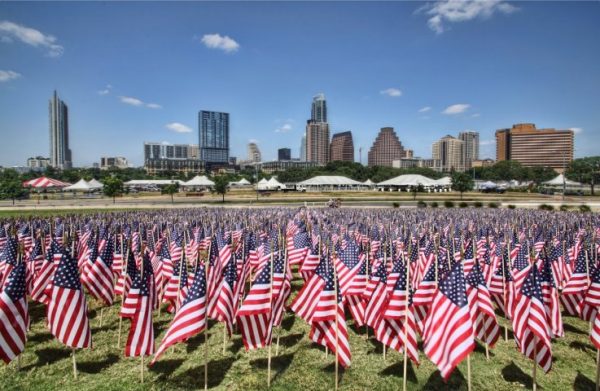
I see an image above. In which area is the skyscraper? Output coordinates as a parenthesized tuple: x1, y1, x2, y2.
(432, 135, 464, 172)
(247, 142, 261, 163)
(367, 127, 406, 167)
(300, 134, 306, 162)
(278, 148, 291, 161)
(330, 131, 354, 162)
(49, 90, 72, 169)
(458, 131, 479, 169)
(198, 110, 229, 164)
(306, 121, 330, 164)
(311, 93, 327, 123)
(495, 123, 574, 171)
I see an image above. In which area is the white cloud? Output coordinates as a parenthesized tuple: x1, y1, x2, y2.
(146, 103, 162, 109)
(200, 33, 240, 53)
(0, 70, 21, 82)
(166, 122, 193, 133)
(97, 84, 112, 95)
(480, 139, 495, 146)
(442, 103, 470, 115)
(380, 88, 402, 97)
(119, 96, 144, 106)
(0, 20, 64, 57)
(418, 0, 518, 34)
(275, 123, 293, 133)
(569, 127, 583, 134)
(418, 106, 431, 113)
(471, 113, 481, 118)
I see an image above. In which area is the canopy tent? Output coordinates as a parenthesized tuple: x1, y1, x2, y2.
(183, 175, 215, 188)
(297, 175, 364, 191)
(229, 177, 252, 187)
(257, 177, 285, 191)
(63, 179, 94, 192)
(267, 177, 285, 189)
(433, 176, 452, 186)
(363, 179, 375, 188)
(23, 176, 71, 189)
(124, 179, 185, 190)
(543, 174, 582, 187)
(377, 174, 437, 187)
(87, 179, 104, 189)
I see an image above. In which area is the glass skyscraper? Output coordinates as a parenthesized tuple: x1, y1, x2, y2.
(311, 93, 327, 123)
(198, 110, 230, 164)
(49, 90, 72, 169)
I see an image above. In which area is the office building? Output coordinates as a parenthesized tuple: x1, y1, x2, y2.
(311, 93, 327, 123)
(278, 148, 291, 161)
(432, 135, 465, 172)
(329, 131, 354, 162)
(300, 135, 306, 162)
(367, 127, 406, 167)
(198, 110, 229, 164)
(144, 142, 198, 161)
(100, 157, 128, 170)
(144, 159, 205, 176)
(495, 123, 574, 171)
(242, 160, 320, 174)
(458, 131, 480, 169)
(49, 91, 72, 169)
(392, 157, 441, 172)
(472, 159, 495, 168)
(27, 156, 50, 169)
(306, 121, 330, 164)
(247, 142, 262, 163)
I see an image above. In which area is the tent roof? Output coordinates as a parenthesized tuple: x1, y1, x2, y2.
(257, 178, 269, 184)
(23, 176, 71, 188)
(298, 175, 363, 186)
(87, 178, 103, 188)
(183, 176, 215, 186)
(237, 178, 251, 185)
(377, 174, 437, 187)
(543, 174, 581, 186)
(267, 177, 284, 186)
(124, 179, 184, 186)
(433, 176, 452, 186)
(363, 179, 374, 185)
(63, 179, 93, 191)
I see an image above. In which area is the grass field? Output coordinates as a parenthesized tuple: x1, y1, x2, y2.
(1, 274, 598, 391)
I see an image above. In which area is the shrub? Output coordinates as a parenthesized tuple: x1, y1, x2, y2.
(559, 205, 570, 212)
(444, 200, 455, 208)
(538, 204, 554, 211)
(507, 204, 516, 209)
(417, 200, 427, 208)
(579, 204, 592, 213)
(430, 201, 439, 208)
(488, 202, 499, 208)
(474, 201, 483, 208)
(459, 201, 469, 208)
(392, 202, 400, 208)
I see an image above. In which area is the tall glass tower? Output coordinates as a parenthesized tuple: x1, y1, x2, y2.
(49, 90, 72, 169)
(198, 110, 230, 164)
(311, 93, 327, 123)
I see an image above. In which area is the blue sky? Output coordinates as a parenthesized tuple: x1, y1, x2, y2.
(1, 1, 599, 167)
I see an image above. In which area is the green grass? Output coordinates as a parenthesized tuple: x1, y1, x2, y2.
(1, 274, 598, 391)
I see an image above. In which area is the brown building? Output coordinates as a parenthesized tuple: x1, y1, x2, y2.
(306, 121, 330, 164)
(368, 127, 406, 167)
(495, 123, 574, 171)
(329, 131, 354, 162)
(471, 159, 495, 168)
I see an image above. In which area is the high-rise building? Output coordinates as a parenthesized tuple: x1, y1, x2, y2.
(306, 121, 330, 164)
(432, 135, 465, 172)
(198, 110, 229, 164)
(247, 142, 262, 163)
(495, 123, 574, 171)
(100, 157, 128, 170)
(367, 127, 406, 167)
(329, 131, 354, 162)
(311, 93, 327, 123)
(278, 148, 291, 161)
(49, 91, 72, 169)
(458, 131, 479, 169)
(300, 134, 306, 162)
(27, 156, 50, 169)
(144, 142, 198, 160)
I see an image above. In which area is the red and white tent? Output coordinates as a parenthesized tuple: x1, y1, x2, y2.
(23, 176, 72, 189)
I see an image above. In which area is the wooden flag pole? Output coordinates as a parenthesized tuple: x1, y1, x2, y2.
(267, 240, 275, 388)
(467, 353, 472, 391)
(532, 342, 537, 391)
(503, 236, 510, 341)
(72, 348, 78, 379)
(402, 238, 411, 391)
(595, 348, 600, 391)
(140, 355, 145, 383)
(204, 240, 211, 391)
(331, 241, 340, 391)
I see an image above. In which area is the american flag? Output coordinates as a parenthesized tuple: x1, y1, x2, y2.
(125, 255, 155, 357)
(0, 237, 18, 289)
(512, 265, 552, 373)
(512, 243, 531, 292)
(0, 262, 29, 364)
(412, 262, 437, 332)
(288, 231, 310, 266)
(422, 261, 475, 381)
(85, 236, 115, 306)
(269, 252, 291, 332)
(47, 251, 92, 349)
(30, 239, 62, 304)
(215, 255, 238, 336)
(334, 240, 364, 296)
(217, 231, 233, 270)
(561, 249, 589, 316)
(488, 250, 515, 319)
(581, 267, 600, 350)
(363, 256, 388, 329)
(465, 262, 500, 347)
(27, 238, 45, 282)
(299, 242, 321, 281)
(539, 252, 563, 338)
(119, 254, 142, 318)
(308, 257, 352, 368)
(291, 256, 329, 323)
(151, 263, 207, 365)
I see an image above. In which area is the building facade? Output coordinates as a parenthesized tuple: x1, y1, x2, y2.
(329, 131, 354, 162)
(367, 127, 406, 167)
(495, 123, 574, 171)
(300, 135, 306, 162)
(144, 142, 198, 160)
(311, 93, 327, 123)
(49, 91, 72, 169)
(278, 148, 291, 161)
(392, 158, 441, 171)
(306, 121, 330, 164)
(247, 142, 262, 163)
(144, 159, 205, 176)
(432, 135, 465, 172)
(27, 156, 50, 169)
(458, 131, 479, 169)
(100, 157, 128, 170)
(198, 110, 229, 164)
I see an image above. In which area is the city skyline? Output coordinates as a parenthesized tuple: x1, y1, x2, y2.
(1, 2, 599, 167)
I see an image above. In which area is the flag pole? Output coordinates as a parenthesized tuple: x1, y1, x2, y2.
(72, 348, 77, 379)
(333, 241, 340, 391)
(117, 238, 131, 349)
(267, 239, 275, 388)
(503, 235, 509, 341)
(204, 238, 212, 391)
(595, 348, 600, 391)
(532, 340, 537, 391)
(402, 238, 411, 391)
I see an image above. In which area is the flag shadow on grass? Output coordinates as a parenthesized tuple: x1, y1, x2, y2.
(185, 331, 215, 354)
(322, 360, 346, 383)
(563, 323, 587, 335)
(569, 340, 596, 356)
(473, 341, 496, 358)
(501, 361, 538, 389)
(149, 358, 186, 381)
(573, 371, 594, 391)
(379, 360, 418, 384)
(422, 368, 466, 390)
(22, 347, 72, 370)
(172, 356, 236, 389)
(281, 314, 296, 331)
(277, 333, 304, 348)
(77, 353, 119, 374)
(250, 352, 295, 383)
(227, 336, 245, 354)
(28, 332, 54, 344)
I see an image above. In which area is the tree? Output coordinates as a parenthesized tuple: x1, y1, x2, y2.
(0, 174, 28, 205)
(161, 183, 179, 204)
(411, 184, 424, 200)
(213, 175, 229, 203)
(566, 156, 600, 195)
(103, 177, 124, 204)
(451, 171, 474, 199)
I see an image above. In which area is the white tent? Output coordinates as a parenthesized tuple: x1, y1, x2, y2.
(183, 176, 215, 188)
(63, 179, 93, 192)
(124, 179, 185, 190)
(543, 174, 582, 187)
(363, 179, 375, 186)
(377, 174, 437, 187)
(267, 177, 285, 190)
(434, 177, 452, 186)
(237, 178, 251, 185)
(297, 175, 364, 191)
(256, 178, 270, 191)
(88, 179, 104, 189)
